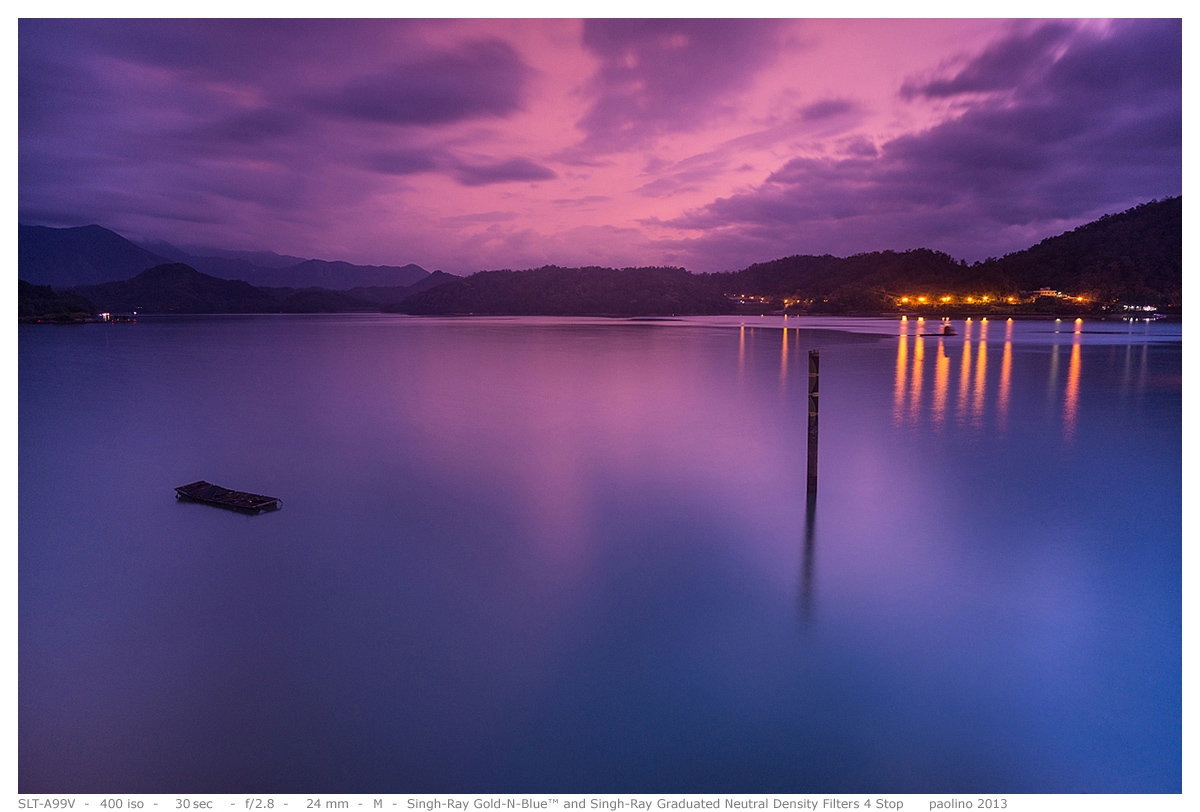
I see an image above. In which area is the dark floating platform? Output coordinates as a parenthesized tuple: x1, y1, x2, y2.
(175, 480, 282, 514)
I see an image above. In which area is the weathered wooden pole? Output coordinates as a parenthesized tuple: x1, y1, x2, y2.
(807, 349, 819, 493)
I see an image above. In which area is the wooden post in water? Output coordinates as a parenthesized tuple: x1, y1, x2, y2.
(807, 349, 819, 493)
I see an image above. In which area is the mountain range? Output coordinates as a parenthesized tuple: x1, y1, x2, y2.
(19, 225, 431, 290)
(17, 197, 1181, 319)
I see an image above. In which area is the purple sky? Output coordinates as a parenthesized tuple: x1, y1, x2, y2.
(18, 18, 1181, 273)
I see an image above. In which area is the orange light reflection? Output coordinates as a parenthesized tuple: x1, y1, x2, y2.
(998, 336, 1012, 431)
(909, 334, 925, 422)
(1064, 333, 1082, 440)
(780, 327, 789, 392)
(739, 325, 745, 380)
(932, 339, 950, 426)
(894, 329, 908, 424)
(971, 334, 987, 427)
(957, 333, 972, 423)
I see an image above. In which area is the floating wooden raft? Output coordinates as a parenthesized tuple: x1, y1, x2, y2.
(175, 480, 281, 514)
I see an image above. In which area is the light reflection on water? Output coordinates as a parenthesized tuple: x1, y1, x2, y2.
(997, 321, 1013, 432)
(19, 315, 1180, 794)
(932, 339, 950, 427)
(780, 326, 789, 393)
(887, 316, 1169, 442)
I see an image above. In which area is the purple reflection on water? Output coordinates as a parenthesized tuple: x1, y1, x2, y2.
(19, 316, 1180, 792)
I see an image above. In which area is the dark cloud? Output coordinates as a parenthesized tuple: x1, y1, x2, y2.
(308, 40, 529, 126)
(368, 150, 557, 187)
(453, 158, 557, 187)
(663, 20, 1181, 266)
(21, 19, 422, 84)
(18, 18, 544, 248)
(901, 22, 1074, 99)
(18, 46, 104, 134)
(840, 137, 878, 158)
(800, 99, 858, 121)
(185, 109, 307, 148)
(577, 19, 783, 152)
(366, 149, 444, 176)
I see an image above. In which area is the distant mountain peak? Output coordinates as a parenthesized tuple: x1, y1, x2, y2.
(19, 223, 171, 287)
(20, 223, 430, 290)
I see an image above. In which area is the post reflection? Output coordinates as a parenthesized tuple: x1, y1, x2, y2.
(799, 492, 816, 623)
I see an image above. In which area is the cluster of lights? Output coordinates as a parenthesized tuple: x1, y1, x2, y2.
(897, 293, 1092, 306)
(897, 295, 993, 305)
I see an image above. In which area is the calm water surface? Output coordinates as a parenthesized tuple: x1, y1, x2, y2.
(19, 315, 1181, 793)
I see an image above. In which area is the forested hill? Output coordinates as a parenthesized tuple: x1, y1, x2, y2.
(719, 197, 1180, 310)
(988, 197, 1181, 305)
(69, 263, 380, 314)
(390, 266, 732, 316)
(723, 249, 983, 312)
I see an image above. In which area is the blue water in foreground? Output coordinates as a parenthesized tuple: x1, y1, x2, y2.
(19, 315, 1181, 793)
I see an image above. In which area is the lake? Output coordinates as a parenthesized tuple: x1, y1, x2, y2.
(18, 314, 1181, 793)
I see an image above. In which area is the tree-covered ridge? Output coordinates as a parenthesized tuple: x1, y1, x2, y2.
(723, 249, 991, 313)
(18, 280, 96, 323)
(988, 197, 1181, 306)
(392, 265, 733, 316)
(72, 263, 281, 314)
(718, 198, 1180, 310)
(67, 263, 380, 314)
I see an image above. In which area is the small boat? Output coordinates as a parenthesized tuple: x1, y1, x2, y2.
(175, 480, 282, 514)
(941, 324, 957, 336)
